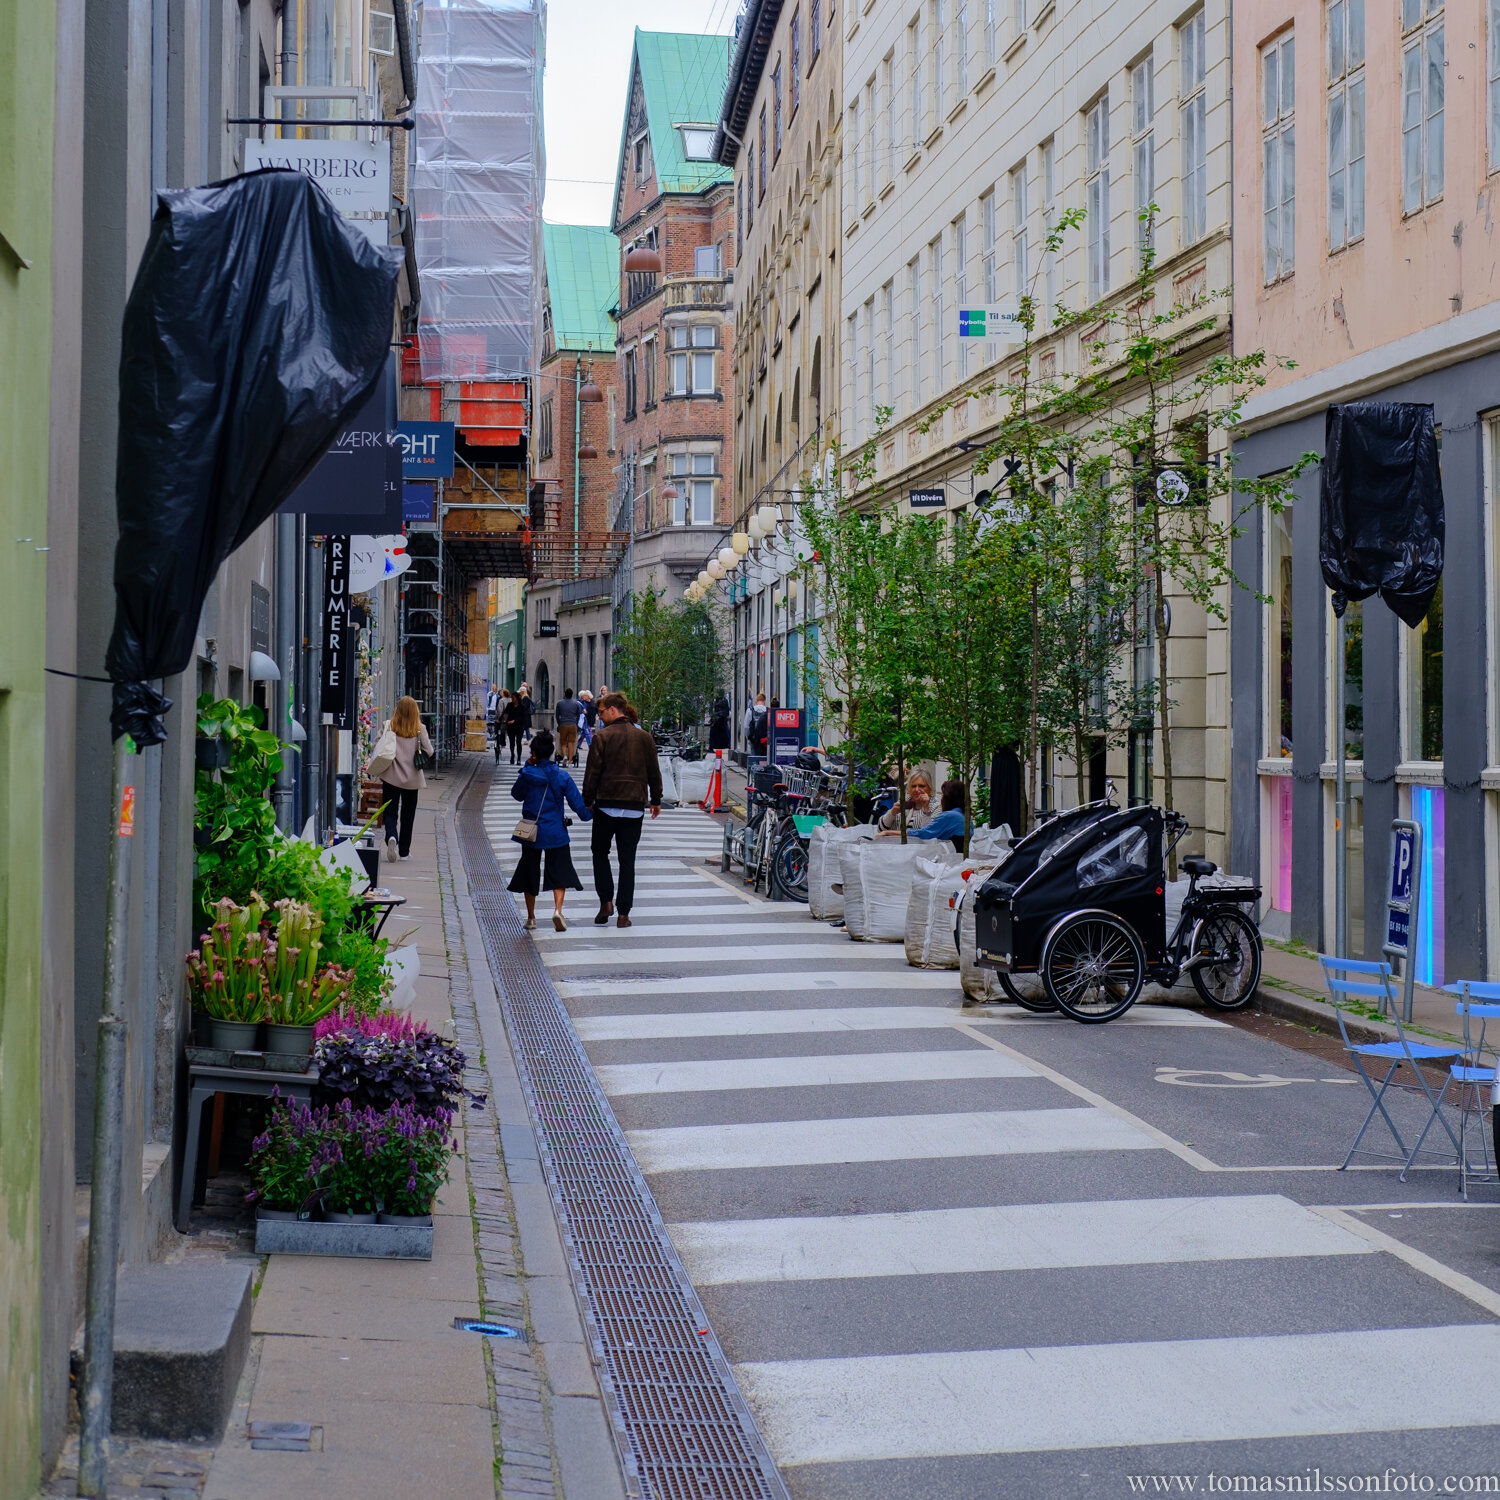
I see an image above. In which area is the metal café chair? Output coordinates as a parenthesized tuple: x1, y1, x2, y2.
(1442, 981, 1500, 1197)
(1319, 956, 1466, 1179)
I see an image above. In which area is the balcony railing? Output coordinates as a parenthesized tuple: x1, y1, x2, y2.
(663, 276, 727, 307)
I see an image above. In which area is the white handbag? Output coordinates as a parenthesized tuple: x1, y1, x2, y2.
(366, 723, 398, 779)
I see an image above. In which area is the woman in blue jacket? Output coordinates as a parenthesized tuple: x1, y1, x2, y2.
(508, 730, 592, 930)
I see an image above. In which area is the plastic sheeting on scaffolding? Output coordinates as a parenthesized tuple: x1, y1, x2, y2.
(413, 0, 544, 384)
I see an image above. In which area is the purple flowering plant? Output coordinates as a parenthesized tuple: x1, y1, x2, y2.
(247, 1092, 456, 1216)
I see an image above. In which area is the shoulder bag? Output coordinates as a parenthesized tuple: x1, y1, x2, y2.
(366, 722, 398, 779)
(513, 778, 560, 844)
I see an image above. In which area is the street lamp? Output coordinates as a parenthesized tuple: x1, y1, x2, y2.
(707, 559, 724, 579)
(717, 547, 737, 571)
(731, 531, 750, 555)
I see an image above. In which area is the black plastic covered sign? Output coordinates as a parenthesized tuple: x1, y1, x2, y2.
(105, 170, 401, 744)
(1319, 401, 1444, 627)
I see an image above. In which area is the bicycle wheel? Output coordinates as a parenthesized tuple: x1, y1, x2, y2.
(1041, 912, 1145, 1023)
(996, 972, 1057, 1013)
(1188, 907, 1262, 1010)
(772, 832, 810, 902)
(721, 820, 734, 874)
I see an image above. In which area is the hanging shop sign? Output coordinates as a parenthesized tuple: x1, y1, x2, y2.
(244, 138, 391, 245)
(909, 488, 946, 509)
(349, 534, 412, 592)
(283, 367, 403, 533)
(396, 421, 456, 479)
(537, 618, 559, 638)
(321, 536, 355, 728)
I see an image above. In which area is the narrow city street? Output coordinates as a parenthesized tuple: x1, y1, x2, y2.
(466, 754, 1500, 1499)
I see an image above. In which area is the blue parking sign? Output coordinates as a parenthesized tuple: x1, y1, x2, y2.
(1385, 825, 1416, 955)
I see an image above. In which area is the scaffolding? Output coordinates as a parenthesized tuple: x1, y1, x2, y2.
(413, 0, 544, 383)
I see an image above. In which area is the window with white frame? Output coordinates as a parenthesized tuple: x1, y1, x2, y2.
(668, 326, 716, 396)
(774, 63, 783, 157)
(848, 311, 861, 434)
(1086, 96, 1111, 302)
(1012, 162, 1030, 306)
(1401, 0, 1443, 214)
(909, 17, 923, 148)
(865, 77, 877, 204)
(670, 452, 716, 525)
(864, 295, 876, 430)
(1015, 0, 1028, 33)
(955, 0, 969, 96)
(539, 398, 553, 459)
(1262, 31, 1295, 283)
(953, 212, 969, 372)
(981, 189, 997, 301)
(1489, 0, 1500, 170)
(1132, 56, 1155, 266)
(1041, 137, 1058, 320)
(929, 234, 945, 392)
(931, 0, 947, 122)
(881, 280, 895, 409)
(1327, 0, 1365, 250)
(1180, 9, 1208, 244)
(985, 0, 997, 67)
(882, 52, 896, 185)
(848, 96, 861, 206)
(791, 10, 801, 112)
(909, 255, 923, 403)
(643, 335, 656, 408)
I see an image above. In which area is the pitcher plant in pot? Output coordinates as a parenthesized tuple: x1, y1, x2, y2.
(186, 896, 271, 1050)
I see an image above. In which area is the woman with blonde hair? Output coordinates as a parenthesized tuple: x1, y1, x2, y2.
(378, 695, 434, 861)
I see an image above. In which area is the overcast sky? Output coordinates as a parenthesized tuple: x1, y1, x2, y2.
(543, 0, 734, 226)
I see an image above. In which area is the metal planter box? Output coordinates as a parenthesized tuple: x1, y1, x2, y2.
(254, 1215, 433, 1261)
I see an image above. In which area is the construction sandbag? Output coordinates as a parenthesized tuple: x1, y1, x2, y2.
(956, 858, 1013, 1001)
(809, 823, 870, 920)
(968, 823, 1013, 866)
(674, 759, 713, 805)
(845, 840, 925, 941)
(905, 852, 967, 968)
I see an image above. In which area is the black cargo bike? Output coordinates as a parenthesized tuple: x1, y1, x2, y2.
(969, 796, 1263, 1024)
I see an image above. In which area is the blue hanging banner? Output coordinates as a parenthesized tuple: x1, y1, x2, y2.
(397, 421, 455, 479)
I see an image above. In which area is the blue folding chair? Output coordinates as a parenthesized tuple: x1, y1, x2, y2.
(1443, 982, 1500, 1198)
(1319, 956, 1466, 1178)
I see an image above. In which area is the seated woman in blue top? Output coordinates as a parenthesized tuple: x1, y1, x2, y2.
(878, 779, 969, 852)
(508, 729, 592, 931)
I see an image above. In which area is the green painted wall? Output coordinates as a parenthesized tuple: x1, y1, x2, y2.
(0, 1, 57, 1494)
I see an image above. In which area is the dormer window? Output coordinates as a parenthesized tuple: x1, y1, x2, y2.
(633, 134, 648, 179)
(679, 126, 716, 160)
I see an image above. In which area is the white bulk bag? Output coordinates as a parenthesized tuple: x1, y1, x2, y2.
(956, 858, 1012, 1001)
(968, 823, 1013, 866)
(846, 840, 925, 941)
(674, 759, 713, 805)
(809, 823, 870, 920)
(905, 852, 967, 968)
(657, 756, 681, 805)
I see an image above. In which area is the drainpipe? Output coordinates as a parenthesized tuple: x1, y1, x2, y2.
(574, 356, 582, 580)
(274, 512, 297, 830)
(280, 0, 298, 91)
(391, 0, 418, 109)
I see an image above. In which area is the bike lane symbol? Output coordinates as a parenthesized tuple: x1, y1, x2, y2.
(1155, 1067, 1357, 1088)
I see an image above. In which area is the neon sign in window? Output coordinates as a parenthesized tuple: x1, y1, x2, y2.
(1410, 784, 1445, 987)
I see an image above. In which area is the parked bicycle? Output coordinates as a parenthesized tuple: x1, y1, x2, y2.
(970, 800, 1263, 1023)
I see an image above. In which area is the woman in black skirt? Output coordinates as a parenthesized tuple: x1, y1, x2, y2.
(508, 730, 592, 930)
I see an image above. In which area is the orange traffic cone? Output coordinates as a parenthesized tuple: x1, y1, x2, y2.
(700, 751, 723, 812)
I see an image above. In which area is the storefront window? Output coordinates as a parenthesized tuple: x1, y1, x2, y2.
(1347, 779, 1365, 955)
(1406, 578, 1443, 761)
(1268, 507, 1294, 756)
(1340, 598, 1363, 759)
(1269, 775, 1293, 914)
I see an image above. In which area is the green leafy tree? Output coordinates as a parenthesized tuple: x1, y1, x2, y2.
(612, 588, 724, 730)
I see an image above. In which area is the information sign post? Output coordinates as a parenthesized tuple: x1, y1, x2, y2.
(1381, 819, 1422, 1023)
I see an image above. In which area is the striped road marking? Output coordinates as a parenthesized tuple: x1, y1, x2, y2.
(533, 921, 835, 942)
(668, 1193, 1375, 1284)
(594, 1048, 1038, 1095)
(540, 942, 906, 970)
(626, 1106, 1157, 1173)
(735, 1324, 1500, 1463)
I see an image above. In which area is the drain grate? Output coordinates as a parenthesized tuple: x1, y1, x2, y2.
(458, 762, 791, 1500)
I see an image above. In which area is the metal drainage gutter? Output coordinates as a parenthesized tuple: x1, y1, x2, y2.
(456, 760, 791, 1500)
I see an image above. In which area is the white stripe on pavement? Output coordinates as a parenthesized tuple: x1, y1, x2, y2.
(668, 1193, 1374, 1285)
(569, 999, 1217, 1034)
(626, 1106, 1157, 1173)
(540, 942, 903, 969)
(594, 1047, 1038, 1095)
(533, 922, 847, 942)
(734, 1324, 1500, 1463)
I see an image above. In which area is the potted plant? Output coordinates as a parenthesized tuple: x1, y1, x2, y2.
(186, 896, 271, 1050)
(314, 1028, 480, 1116)
(246, 1092, 318, 1221)
(263, 899, 355, 1055)
(319, 1100, 381, 1223)
(373, 1101, 456, 1225)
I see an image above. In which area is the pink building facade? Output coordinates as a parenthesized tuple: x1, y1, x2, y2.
(1229, 0, 1500, 983)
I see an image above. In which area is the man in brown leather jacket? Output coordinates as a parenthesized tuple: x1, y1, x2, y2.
(581, 693, 663, 928)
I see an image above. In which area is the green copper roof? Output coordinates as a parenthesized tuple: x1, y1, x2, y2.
(543, 222, 619, 352)
(625, 30, 733, 199)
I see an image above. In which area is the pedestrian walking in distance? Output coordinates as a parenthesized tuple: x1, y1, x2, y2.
(744, 691, 769, 764)
(508, 730, 591, 931)
(502, 689, 525, 764)
(554, 686, 584, 766)
(516, 683, 534, 745)
(491, 687, 512, 763)
(582, 692, 663, 928)
(578, 688, 597, 754)
(708, 692, 731, 752)
(377, 696, 433, 862)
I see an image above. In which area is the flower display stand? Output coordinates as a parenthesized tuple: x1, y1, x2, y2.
(253, 1213, 433, 1260)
